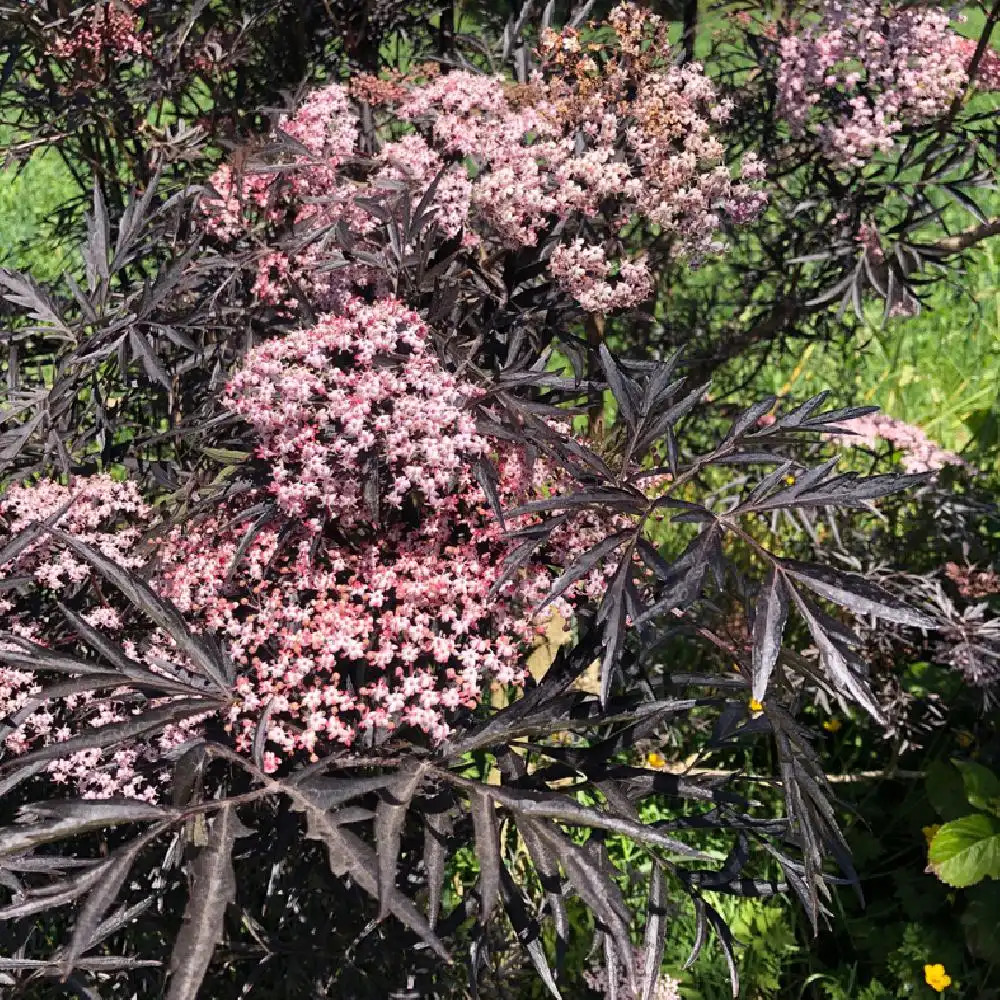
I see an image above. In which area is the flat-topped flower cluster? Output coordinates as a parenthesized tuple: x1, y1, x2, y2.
(46, 0, 150, 77)
(776, 1, 969, 168)
(0, 299, 628, 788)
(203, 2, 766, 314)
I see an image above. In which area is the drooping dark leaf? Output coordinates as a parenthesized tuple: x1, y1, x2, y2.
(498, 863, 563, 1000)
(537, 529, 633, 614)
(598, 549, 632, 705)
(0, 860, 107, 920)
(468, 787, 501, 924)
(599, 344, 641, 428)
(751, 569, 789, 703)
(683, 895, 708, 969)
(0, 269, 74, 339)
(449, 778, 703, 857)
(0, 800, 172, 859)
(635, 381, 711, 453)
(782, 560, 936, 628)
(641, 864, 669, 1000)
(532, 820, 634, 987)
(59, 838, 152, 976)
(56, 601, 206, 697)
(604, 932, 620, 1000)
(634, 525, 721, 626)
(51, 531, 230, 693)
(286, 781, 450, 960)
(292, 772, 397, 810)
(0, 494, 78, 570)
(129, 329, 171, 388)
(516, 816, 569, 964)
(789, 589, 884, 721)
(0, 699, 219, 785)
(722, 396, 776, 445)
(166, 803, 247, 1000)
(703, 901, 740, 998)
(424, 808, 452, 930)
(0, 634, 115, 677)
(375, 763, 428, 920)
(0, 673, 128, 744)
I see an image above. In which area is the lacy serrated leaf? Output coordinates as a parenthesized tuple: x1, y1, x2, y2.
(641, 864, 669, 1000)
(789, 589, 884, 722)
(60, 839, 152, 976)
(51, 530, 230, 693)
(424, 809, 451, 930)
(0, 801, 172, 859)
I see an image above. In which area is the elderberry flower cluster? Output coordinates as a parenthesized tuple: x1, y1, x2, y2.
(223, 296, 487, 522)
(201, 2, 765, 314)
(831, 412, 967, 474)
(0, 300, 631, 788)
(0, 477, 193, 800)
(777, 1, 967, 168)
(47, 0, 150, 78)
(158, 297, 620, 765)
(949, 35, 1000, 91)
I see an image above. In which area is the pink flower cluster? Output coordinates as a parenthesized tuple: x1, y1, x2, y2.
(777, 2, 968, 168)
(1, 302, 631, 784)
(0, 477, 192, 800)
(158, 297, 620, 763)
(831, 412, 967, 474)
(201, 3, 765, 314)
(47, 1, 150, 76)
(945, 562, 1000, 599)
(223, 296, 487, 523)
(550, 240, 652, 314)
(949, 35, 1000, 91)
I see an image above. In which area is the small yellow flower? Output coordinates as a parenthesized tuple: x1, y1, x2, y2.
(647, 751, 667, 769)
(924, 963, 952, 992)
(956, 730, 974, 749)
(822, 718, 842, 733)
(749, 698, 764, 713)
(784, 475, 796, 486)
(922, 824, 941, 847)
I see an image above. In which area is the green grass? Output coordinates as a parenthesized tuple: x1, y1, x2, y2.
(0, 130, 79, 281)
(752, 233, 1000, 459)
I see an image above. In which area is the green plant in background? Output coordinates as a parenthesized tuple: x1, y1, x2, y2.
(927, 760, 1000, 888)
(0, 129, 78, 281)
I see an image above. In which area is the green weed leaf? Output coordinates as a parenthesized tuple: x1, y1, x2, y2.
(928, 814, 1000, 888)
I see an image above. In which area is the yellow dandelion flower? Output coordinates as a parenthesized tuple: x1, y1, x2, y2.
(784, 475, 796, 486)
(749, 698, 764, 713)
(647, 751, 667, 769)
(822, 718, 842, 733)
(922, 824, 941, 847)
(924, 963, 952, 992)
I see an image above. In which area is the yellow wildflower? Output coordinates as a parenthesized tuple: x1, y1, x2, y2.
(922, 824, 941, 847)
(822, 718, 842, 733)
(647, 751, 667, 769)
(784, 475, 796, 486)
(749, 698, 764, 713)
(924, 963, 952, 992)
